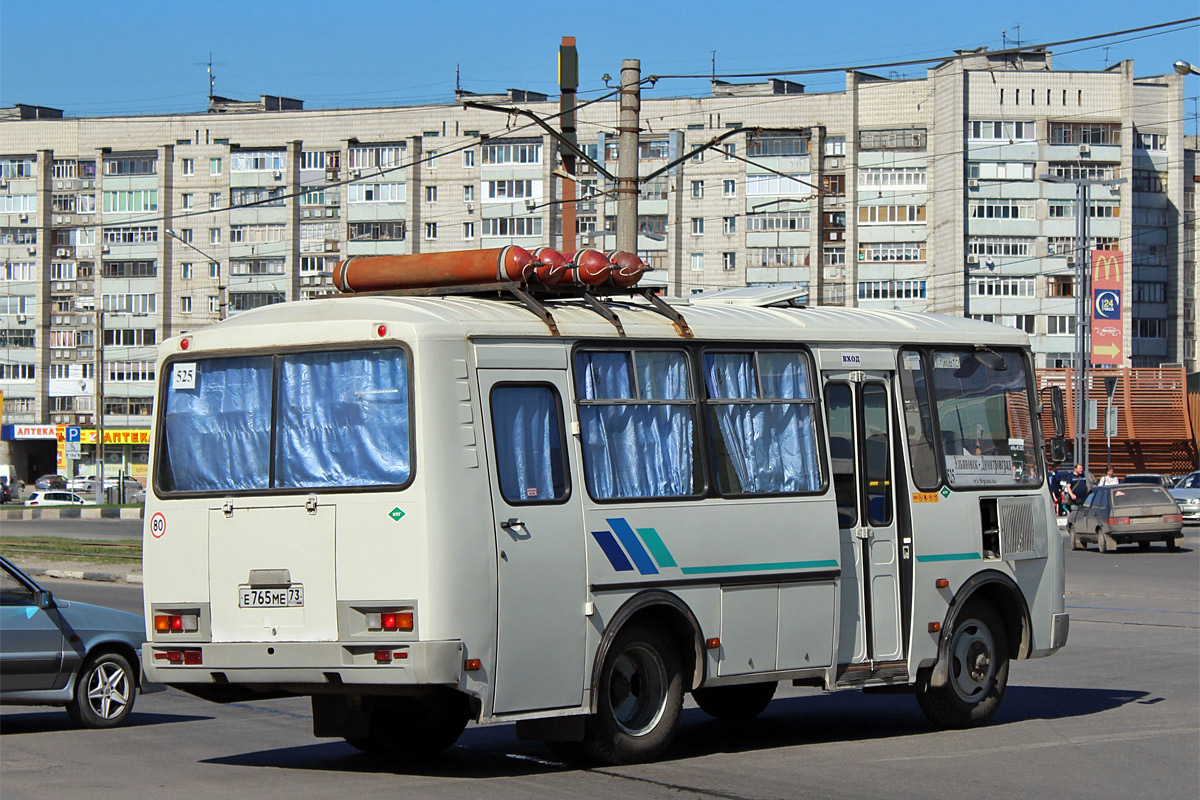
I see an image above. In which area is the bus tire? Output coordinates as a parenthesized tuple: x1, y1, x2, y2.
(692, 681, 777, 721)
(916, 600, 1009, 729)
(344, 691, 469, 756)
(582, 621, 683, 765)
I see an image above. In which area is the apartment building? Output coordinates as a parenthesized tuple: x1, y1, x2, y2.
(0, 48, 1191, 481)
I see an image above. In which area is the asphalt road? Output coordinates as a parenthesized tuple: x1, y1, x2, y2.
(2, 530, 1197, 800)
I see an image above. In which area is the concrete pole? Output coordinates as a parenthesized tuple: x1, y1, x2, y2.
(559, 37, 578, 254)
(616, 60, 640, 255)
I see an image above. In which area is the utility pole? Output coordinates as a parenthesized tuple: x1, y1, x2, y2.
(1039, 172, 1125, 469)
(616, 59, 641, 255)
(559, 37, 579, 254)
(93, 308, 105, 505)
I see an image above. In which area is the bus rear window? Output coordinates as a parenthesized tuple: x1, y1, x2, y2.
(159, 348, 411, 493)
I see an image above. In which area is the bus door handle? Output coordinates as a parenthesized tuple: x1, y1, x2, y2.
(854, 527, 872, 541)
(501, 518, 531, 540)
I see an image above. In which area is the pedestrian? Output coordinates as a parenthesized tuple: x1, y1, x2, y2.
(1048, 466, 1064, 516)
(1065, 463, 1089, 525)
(1098, 468, 1119, 487)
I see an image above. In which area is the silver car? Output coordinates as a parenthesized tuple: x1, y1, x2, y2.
(1170, 471, 1200, 524)
(1068, 485, 1185, 553)
(0, 556, 153, 727)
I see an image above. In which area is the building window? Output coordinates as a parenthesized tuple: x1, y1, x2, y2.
(690, 253, 704, 271)
(1134, 319, 1165, 339)
(1134, 282, 1166, 303)
(1049, 122, 1121, 145)
(209, 228, 222, 245)
(691, 217, 705, 235)
(746, 211, 809, 231)
(181, 263, 193, 280)
(485, 179, 541, 201)
(1046, 315, 1076, 335)
(210, 262, 221, 279)
(104, 156, 157, 175)
(1134, 131, 1167, 151)
(348, 221, 407, 241)
(858, 205, 926, 224)
(181, 296, 193, 313)
(724, 143, 736, 161)
(745, 174, 809, 195)
(348, 145, 405, 169)
(824, 137, 846, 156)
(638, 140, 670, 160)
(822, 174, 845, 195)
(722, 252, 736, 271)
(967, 237, 1033, 258)
(481, 217, 543, 237)
(723, 179, 736, 197)
(102, 190, 158, 213)
(750, 247, 803, 267)
(970, 199, 1035, 219)
(210, 192, 222, 210)
(231, 151, 286, 172)
(968, 276, 1035, 298)
(967, 121, 1035, 141)
(691, 180, 704, 199)
(181, 193, 193, 210)
(463, 149, 475, 168)
(182, 158, 194, 176)
(858, 242, 926, 262)
(463, 185, 474, 203)
(425, 222, 438, 240)
(858, 129, 927, 150)
(210, 158, 222, 176)
(463, 221, 475, 240)
(481, 143, 541, 165)
(209, 296, 220, 314)
(723, 216, 737, 235)
(347, 183, 406, 203)
(824, 247, 846, 266)
(858, 280, 928, 299)
(748, 133, 809, 156)
(425, 185, 438, 203)
(1047, 163, 1118, 181)
(1047, 276, 1075, 297)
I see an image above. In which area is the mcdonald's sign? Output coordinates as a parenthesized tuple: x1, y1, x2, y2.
(1091, 250, 1124, 365)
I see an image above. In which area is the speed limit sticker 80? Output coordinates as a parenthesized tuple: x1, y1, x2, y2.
(150, 512, 167, 539)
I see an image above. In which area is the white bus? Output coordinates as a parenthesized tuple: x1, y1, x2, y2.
(142, 285, 1067, 764)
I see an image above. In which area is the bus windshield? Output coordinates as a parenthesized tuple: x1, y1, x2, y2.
(157, 348, 411, 494)
(929, 348, 1041, 488)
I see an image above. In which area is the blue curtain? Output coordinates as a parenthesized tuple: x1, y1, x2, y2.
(274, 350, 410, 488)
(703, 352, 820, 494)
(163, 356, 273, 491)
(575, 351, 695, 499)
(491, 385, 562, 503)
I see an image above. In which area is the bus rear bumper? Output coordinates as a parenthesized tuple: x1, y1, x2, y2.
(142, 639, 465, 688)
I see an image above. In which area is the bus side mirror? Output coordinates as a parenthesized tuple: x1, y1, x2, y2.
(1049, 386, 1065, 438)
(1050, 437, 1066, 464)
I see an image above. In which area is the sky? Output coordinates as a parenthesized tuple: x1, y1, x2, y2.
(0, 1, 1196, 130)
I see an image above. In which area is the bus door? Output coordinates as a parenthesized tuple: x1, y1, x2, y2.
(478, 370, 586, 715)
(823, 373, 904, 667)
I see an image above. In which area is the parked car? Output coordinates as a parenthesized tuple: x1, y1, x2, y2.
(0, 555, 154, 727)
(67, 476, 96, 492)
(1068, 484, 1185, 552)
(25, 491, 94, 507)
(1170, 471, 1200, 524)
(1120, 473, 1174, 489)
(0, 480, 12, 505)
(33, 474, 68, 491)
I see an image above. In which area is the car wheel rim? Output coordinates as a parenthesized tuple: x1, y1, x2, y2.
(607, 643, 668, 737)
(948, 618, 995, 704)
(86, 662, 130, 720)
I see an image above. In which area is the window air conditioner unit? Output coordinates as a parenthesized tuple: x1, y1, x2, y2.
(56, 248, 68, 256)
(101, 244, 110, 253)
(1078, 143, 1091, 155)
(273, 170, 282, 180)
(0, 180, 8, 189)
(350, 170, 361, 179)
(1066, 254, 1077, 265)
(967, 179, 980, 189)
(324, 240, 337, 252)
(967, 254, 979, 264)
(27, 246, 36, 255)
(16, 314, 26, 323)
(18, 213, 28, 222)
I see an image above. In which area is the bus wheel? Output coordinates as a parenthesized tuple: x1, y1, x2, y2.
(916, 600, 1009, 729)
(582, 622, 683, 765)
(692, 681, 777, 721)
(344, 691, 469, 756)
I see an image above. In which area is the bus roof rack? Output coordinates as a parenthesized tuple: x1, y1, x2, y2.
(342, 280, 693, 338)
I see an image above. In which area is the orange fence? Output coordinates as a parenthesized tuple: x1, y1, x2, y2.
(1037, 366, 1198, 476)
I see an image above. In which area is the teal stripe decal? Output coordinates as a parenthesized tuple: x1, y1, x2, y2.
(636, 528, 678, 568)
(681, 559, 840, 575)
(916, 552, 983, 563)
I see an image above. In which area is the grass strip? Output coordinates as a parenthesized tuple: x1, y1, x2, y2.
(0, 536, 142, 565)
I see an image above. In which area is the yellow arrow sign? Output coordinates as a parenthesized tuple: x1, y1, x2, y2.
(1093, 343, 1121, 358)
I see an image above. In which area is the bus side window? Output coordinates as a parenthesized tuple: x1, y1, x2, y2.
(490, 384, 569, 504)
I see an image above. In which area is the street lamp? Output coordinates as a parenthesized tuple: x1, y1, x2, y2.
(1038, 172, 1126, 469)
(165, 228, 226, 320)
(1173, 60, 1200, 76)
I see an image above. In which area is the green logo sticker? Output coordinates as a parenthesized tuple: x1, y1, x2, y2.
(940, 486, 951, 499)
(389, 507, 406, 522)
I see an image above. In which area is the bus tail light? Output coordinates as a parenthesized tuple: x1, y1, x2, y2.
(154, 613, 199, 633)
(1162, 514, 1183, 523)
(365, 609, 414, 632)
(1107, 517, 1130, 526)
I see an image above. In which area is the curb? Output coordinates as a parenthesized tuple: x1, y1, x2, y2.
(25, 565, 143, 585)
(1, 506, 144, 521)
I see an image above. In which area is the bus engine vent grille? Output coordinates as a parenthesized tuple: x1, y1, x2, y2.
(997, 496, 1043, 561)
